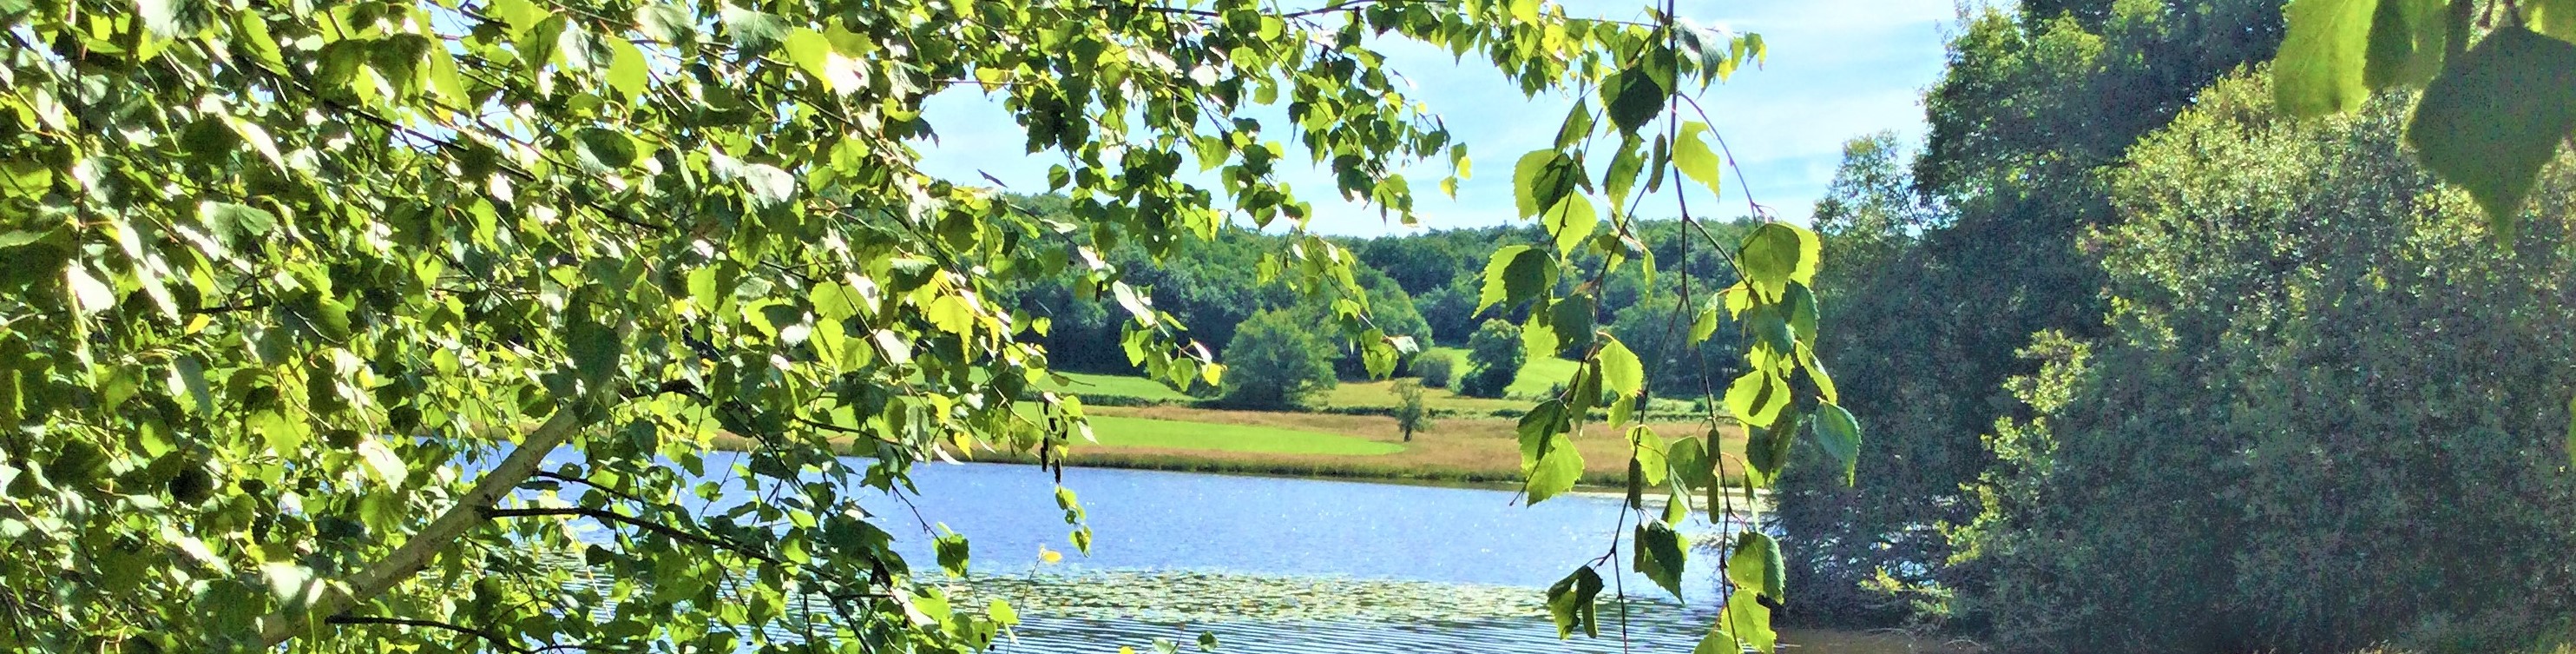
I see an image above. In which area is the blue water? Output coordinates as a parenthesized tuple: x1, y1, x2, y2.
(853, 462, 1710, 598)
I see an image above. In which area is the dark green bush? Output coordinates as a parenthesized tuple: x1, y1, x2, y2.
(1948, 72, 2576, 653)
(1457, 319, 1522, 399)
(1416, 352, 1456, 388)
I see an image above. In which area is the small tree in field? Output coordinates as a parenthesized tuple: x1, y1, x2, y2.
(1220, 310, 1337, 409)
(1459, 320, 1525, 398)
(1394, 380, 1430, 442)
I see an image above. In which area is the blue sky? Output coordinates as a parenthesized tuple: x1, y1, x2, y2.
(910, 0, 1957, 237)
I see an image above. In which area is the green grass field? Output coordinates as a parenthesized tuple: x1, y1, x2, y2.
(1037, 371, 1197, 402)
(1419, 346, 1583, 399)
(1081, 415, 1404, 455)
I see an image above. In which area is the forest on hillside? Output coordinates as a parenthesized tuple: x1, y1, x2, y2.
(998, 201, 1762, 402)
(1774, 2, 2576, 653)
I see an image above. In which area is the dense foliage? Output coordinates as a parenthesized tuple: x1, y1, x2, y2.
(1950, 72, 2576, 653)
(0, 0, 1848, 650)
(1771, 3, 2576, 651)
(1459, 318, 1525, 398)
(1415, 350, 1456, 388)
(1776, 0, 2293, 626)
(1217, 309, 1337, 409)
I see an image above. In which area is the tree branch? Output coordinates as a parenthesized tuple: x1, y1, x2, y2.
(257, 407, 589, 646)
(486, 507, 785, 566)
(326, 617, 529, 654)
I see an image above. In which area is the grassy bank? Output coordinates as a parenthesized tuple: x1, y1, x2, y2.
(771, 405, 1750, 487)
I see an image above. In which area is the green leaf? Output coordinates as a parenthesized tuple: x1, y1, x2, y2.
(2566, 393, 2575, 469)
(66, 263, 115, 315)
(927, 294, 974, 334)
(1727, 531, 1785, 602)
(634, 3, 694, 44)
(1476, 245, 1549, 315)
(2275, 0, 2376, 116)
(2365, 0, 2446, 89)
(1633, 520, 1688, 599)
(1692, 624, 1739, 654)
(2407, 26, 2576, 239)
(934, 525, 970, 577)
(574, 128, 638, 171)
(1600, 337, 1644, 399)
(1740, 222, 1820, 287)
(1666, 435, 1712, 489)
(1544, 566, 1604, 638)
(1513, 150, 1582, 221)
(1784, 282, 1818, 342)
(1547, 293, 1594, 352)
(2533, 0, 2576, 45)
(1514, 150, 1554, 219)
(1628, 426, 1666, 484)
(607, 40, 649, 102)
(1542, 195, 1596, 255)
(720, 5, 788, 56)
(1198, 632, 1218, 651)
(1673, 122, 1723, 197)
(1519, 400, 1581, 504)
(1604, 69, 1666, 134)
(568, 303, 621, 391)
(1690, 301, 1720, 343)
(1723, 370, 1787, 427)
(1111, 281, 1153, 326)
(1725, 587, 1778, 654)
(1813, 402, 1861, 486)
(1745, 413, 1798, 487)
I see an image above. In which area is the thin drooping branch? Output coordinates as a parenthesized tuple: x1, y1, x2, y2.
(257, 407, 588, 646)
(486, 507, 785, 565)
(326, 616, 529, 654)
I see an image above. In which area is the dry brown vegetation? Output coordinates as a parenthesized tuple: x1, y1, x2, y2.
(1015, 405, 1750, 486)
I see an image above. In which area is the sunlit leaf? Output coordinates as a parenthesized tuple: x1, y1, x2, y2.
(1633, 520, 1688, 599)
(1600, 337, 1644, 399)
(1544, 566, 1604, 638)
(2275, 0, 2376, 116)
(1674, 122, 1724, 198)
(2406, 26, 2576, 239)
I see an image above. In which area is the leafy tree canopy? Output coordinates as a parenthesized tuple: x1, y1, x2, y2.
(1, 0, 1850, 651)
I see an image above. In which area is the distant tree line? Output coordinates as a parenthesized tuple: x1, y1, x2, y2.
(995, 195, 1758, 406)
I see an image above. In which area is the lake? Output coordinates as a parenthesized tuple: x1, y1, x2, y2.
(552, 453, 1952, 653)
(860, 461, 1711, 596)
(846, 460, 1731, 654)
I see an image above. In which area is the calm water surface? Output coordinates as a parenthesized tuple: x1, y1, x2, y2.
(546, 452, 1949, 653)
(857, 461, 1708, 598)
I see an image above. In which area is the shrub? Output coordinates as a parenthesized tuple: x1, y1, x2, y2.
(1218, 309, 1337, 409)
(1457, 319, 1523, 398)
(1415, 352, 1456, 388)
